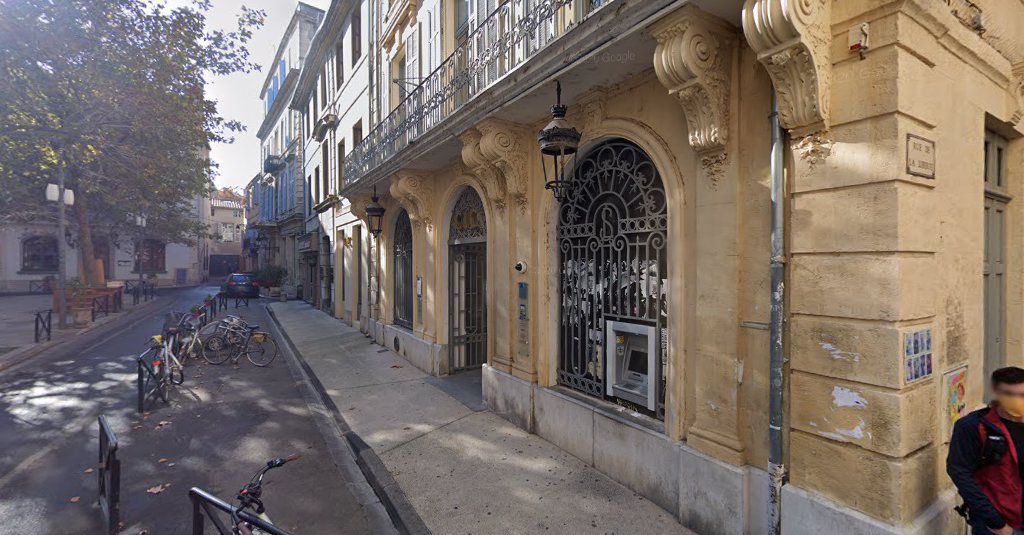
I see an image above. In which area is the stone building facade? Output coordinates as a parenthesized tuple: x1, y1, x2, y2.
(277, 0, 1024, 532)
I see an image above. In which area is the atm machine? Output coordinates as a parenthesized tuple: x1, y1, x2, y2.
(605, 320, 658, 411)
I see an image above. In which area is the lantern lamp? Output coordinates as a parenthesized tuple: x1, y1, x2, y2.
(537, 81, 581, 203)
(366, 185, 386, 237)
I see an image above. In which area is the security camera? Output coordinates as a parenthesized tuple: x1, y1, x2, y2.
(514, 261, 528, 274)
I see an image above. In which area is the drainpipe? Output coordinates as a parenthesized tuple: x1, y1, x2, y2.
(767, 88, 787, 535)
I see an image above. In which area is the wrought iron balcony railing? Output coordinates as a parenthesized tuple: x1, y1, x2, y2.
(344, 0, 605, 188)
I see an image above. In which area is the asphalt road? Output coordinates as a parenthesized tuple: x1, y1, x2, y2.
(0, 285, 380, 535)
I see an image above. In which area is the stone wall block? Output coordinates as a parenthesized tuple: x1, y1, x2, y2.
(790, 253, 934, 321)
(790, 372, 934, 457)
(790, 314, 905, 389)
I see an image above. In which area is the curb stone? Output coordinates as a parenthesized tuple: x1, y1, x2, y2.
(266, 304, 431, 535)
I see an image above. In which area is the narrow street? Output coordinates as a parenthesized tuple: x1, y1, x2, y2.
(0, 286, 384, 535)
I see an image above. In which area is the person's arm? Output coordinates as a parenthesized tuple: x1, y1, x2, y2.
(947, 417, 1006, 530)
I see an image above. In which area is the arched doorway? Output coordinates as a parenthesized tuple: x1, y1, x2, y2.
(557, 138, 668, 418)
(393, 209, 414, 329)
(448, 188, 487, 372)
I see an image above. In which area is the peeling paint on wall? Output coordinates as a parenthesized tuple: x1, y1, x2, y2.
(820, 418, 867, 441)
(831, 386, 868, 408)
(819, 341, 860, 362)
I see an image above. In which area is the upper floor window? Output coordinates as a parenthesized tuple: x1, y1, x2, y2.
(22, 236, 59, 272)
(335, 42, 344, 87)
(314, 166, 321, 203)
(353, 120, 363, 147)
(322, 141, 330, 199)
(337, 140, 346, 190)
(985, 130, 1008, 195)
(136, 239, 166, 273)
(352, 5, 362, 66)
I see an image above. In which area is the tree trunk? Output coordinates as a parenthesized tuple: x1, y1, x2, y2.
(75, 189, 97, 287)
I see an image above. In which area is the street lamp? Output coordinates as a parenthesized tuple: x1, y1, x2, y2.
(45, 181, 74, 328)
(134, 214, 147, 301)
(537, 81, 581, 203)
(365, 185, 386, 238)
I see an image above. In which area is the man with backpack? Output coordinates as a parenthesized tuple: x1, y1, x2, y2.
(948, 366, 1024, 534)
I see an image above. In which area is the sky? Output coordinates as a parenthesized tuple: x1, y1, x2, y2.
(168, 0, 331, 191)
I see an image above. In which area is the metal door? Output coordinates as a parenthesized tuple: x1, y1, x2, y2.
(450, 243, 487, 371)
(394, 210, 414, 329)
(984, 131, 1008, 384)
(448, 188, 488, 371)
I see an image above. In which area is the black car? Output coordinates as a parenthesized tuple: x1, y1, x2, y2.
(221, 273, 260, 298)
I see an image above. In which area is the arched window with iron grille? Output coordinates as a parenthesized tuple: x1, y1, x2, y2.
(557, 138, 669, 419)
(393, 209, 414, 329)
(21, 235, 59, 273)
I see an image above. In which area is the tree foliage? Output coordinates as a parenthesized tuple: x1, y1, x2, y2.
(0, 0, 263, 284)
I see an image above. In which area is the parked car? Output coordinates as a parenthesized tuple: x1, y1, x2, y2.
(221, 273, 259, 298)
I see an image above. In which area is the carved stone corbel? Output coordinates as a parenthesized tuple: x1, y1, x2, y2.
(347, 192, 373, 221)
(742, 0, 832, 132)
(476, 118, 531, 211)
(389, 170, 435, 228)
(459, 127, 508, 211)
(651, 5, 736, 154)
(1010, 64, 1024, 126)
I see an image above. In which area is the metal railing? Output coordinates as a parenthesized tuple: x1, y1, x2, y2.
(34, 309, 52, 343)
(344, 0, 594, 187)
(28, 279, 51, 293)
(188, 487, 294, 535)
(98, 415, 121, 535)
(92, 295, 110, 322)
(127, 280, 157, 305)
(136, 353, 168, 413)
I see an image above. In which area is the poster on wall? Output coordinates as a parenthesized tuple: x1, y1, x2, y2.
(903, 328, 933, 385)
(945, 366, 968, 440)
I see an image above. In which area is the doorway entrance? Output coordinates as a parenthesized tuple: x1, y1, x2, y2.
(984, 130, 1009, 382)
(448, 188, 487, 372)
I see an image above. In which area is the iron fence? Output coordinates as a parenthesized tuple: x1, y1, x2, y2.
(92, 295, 110, 322)
(343, 0, 590, 187)
(188, 487, 293, 535)
(97, 415, 121, 535)
(28, 279, 51, 293)
(34, 309, 52, 343)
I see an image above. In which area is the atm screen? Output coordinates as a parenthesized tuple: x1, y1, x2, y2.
(627, 349, 648, 374)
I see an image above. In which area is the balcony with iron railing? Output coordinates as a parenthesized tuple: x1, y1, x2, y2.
(343, 0, 615, 191)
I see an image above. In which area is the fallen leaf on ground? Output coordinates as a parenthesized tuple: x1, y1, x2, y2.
(138, 530, 148, 535)
(146, 483, 171, 494)
(167, 463, 176, 467)
(390, 365, 403, 368)
(83, 468, 94, 474)
(69, 496, 80, 503)
(157, 458, 168, 464)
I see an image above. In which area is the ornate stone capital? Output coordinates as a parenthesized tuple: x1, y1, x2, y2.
(651, 5, 736, 153)
(475, 118, 531, 211)
(459, 126, 512, 211)
(347, 192, 373, 221)
(742, 0, 832, 132)
(1011, 64, 1024, 126)
(389, 170, 435, 227)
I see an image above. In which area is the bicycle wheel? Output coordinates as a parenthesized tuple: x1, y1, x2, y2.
(203, 335, 233, 365)
(245, 333, 278, 367)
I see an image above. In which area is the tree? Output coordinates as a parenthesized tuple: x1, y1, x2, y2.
(0, 0, 264, 285)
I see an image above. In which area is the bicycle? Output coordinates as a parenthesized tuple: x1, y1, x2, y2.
(203, 324, 278, 367)
(231, 454, 300, 535)
(140, 333, 185, 385)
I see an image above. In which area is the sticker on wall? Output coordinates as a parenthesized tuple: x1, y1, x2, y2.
(945, 366, 968, 434)
(903, 328, 933, 384)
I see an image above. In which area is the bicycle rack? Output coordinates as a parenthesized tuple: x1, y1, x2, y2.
(98, 415, 121, 535)
(136, 354, 169, 413)
(217, 293, 228, 310)
(92, 295, 111, 322)
(234, 297, 250, 309)
(188, 487, 294, 535)
(34, 309, 52, 343)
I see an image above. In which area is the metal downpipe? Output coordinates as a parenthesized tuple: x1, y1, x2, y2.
(768, 88, 787, 535)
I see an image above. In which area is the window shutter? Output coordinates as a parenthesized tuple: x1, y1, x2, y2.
(405, 25, 419, 83)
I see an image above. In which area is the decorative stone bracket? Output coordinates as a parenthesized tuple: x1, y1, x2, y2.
(348, 192, 373, 221)
(459, 118, 531, 212)
(651, 5, 736, 154)
(389, 170, 436, 228)
(1011, 64, 1024, 126)
(742, 0, 832, 133)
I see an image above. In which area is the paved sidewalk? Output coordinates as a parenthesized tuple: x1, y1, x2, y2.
(269, 301, 688, 535)
(0, 292, 162, 372)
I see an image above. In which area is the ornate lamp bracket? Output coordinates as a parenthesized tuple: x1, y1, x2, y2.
(742, 0, 832, 134)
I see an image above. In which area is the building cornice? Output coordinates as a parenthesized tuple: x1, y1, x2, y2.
(291, 0, 358, 111)
(259, 3, 325, 99)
